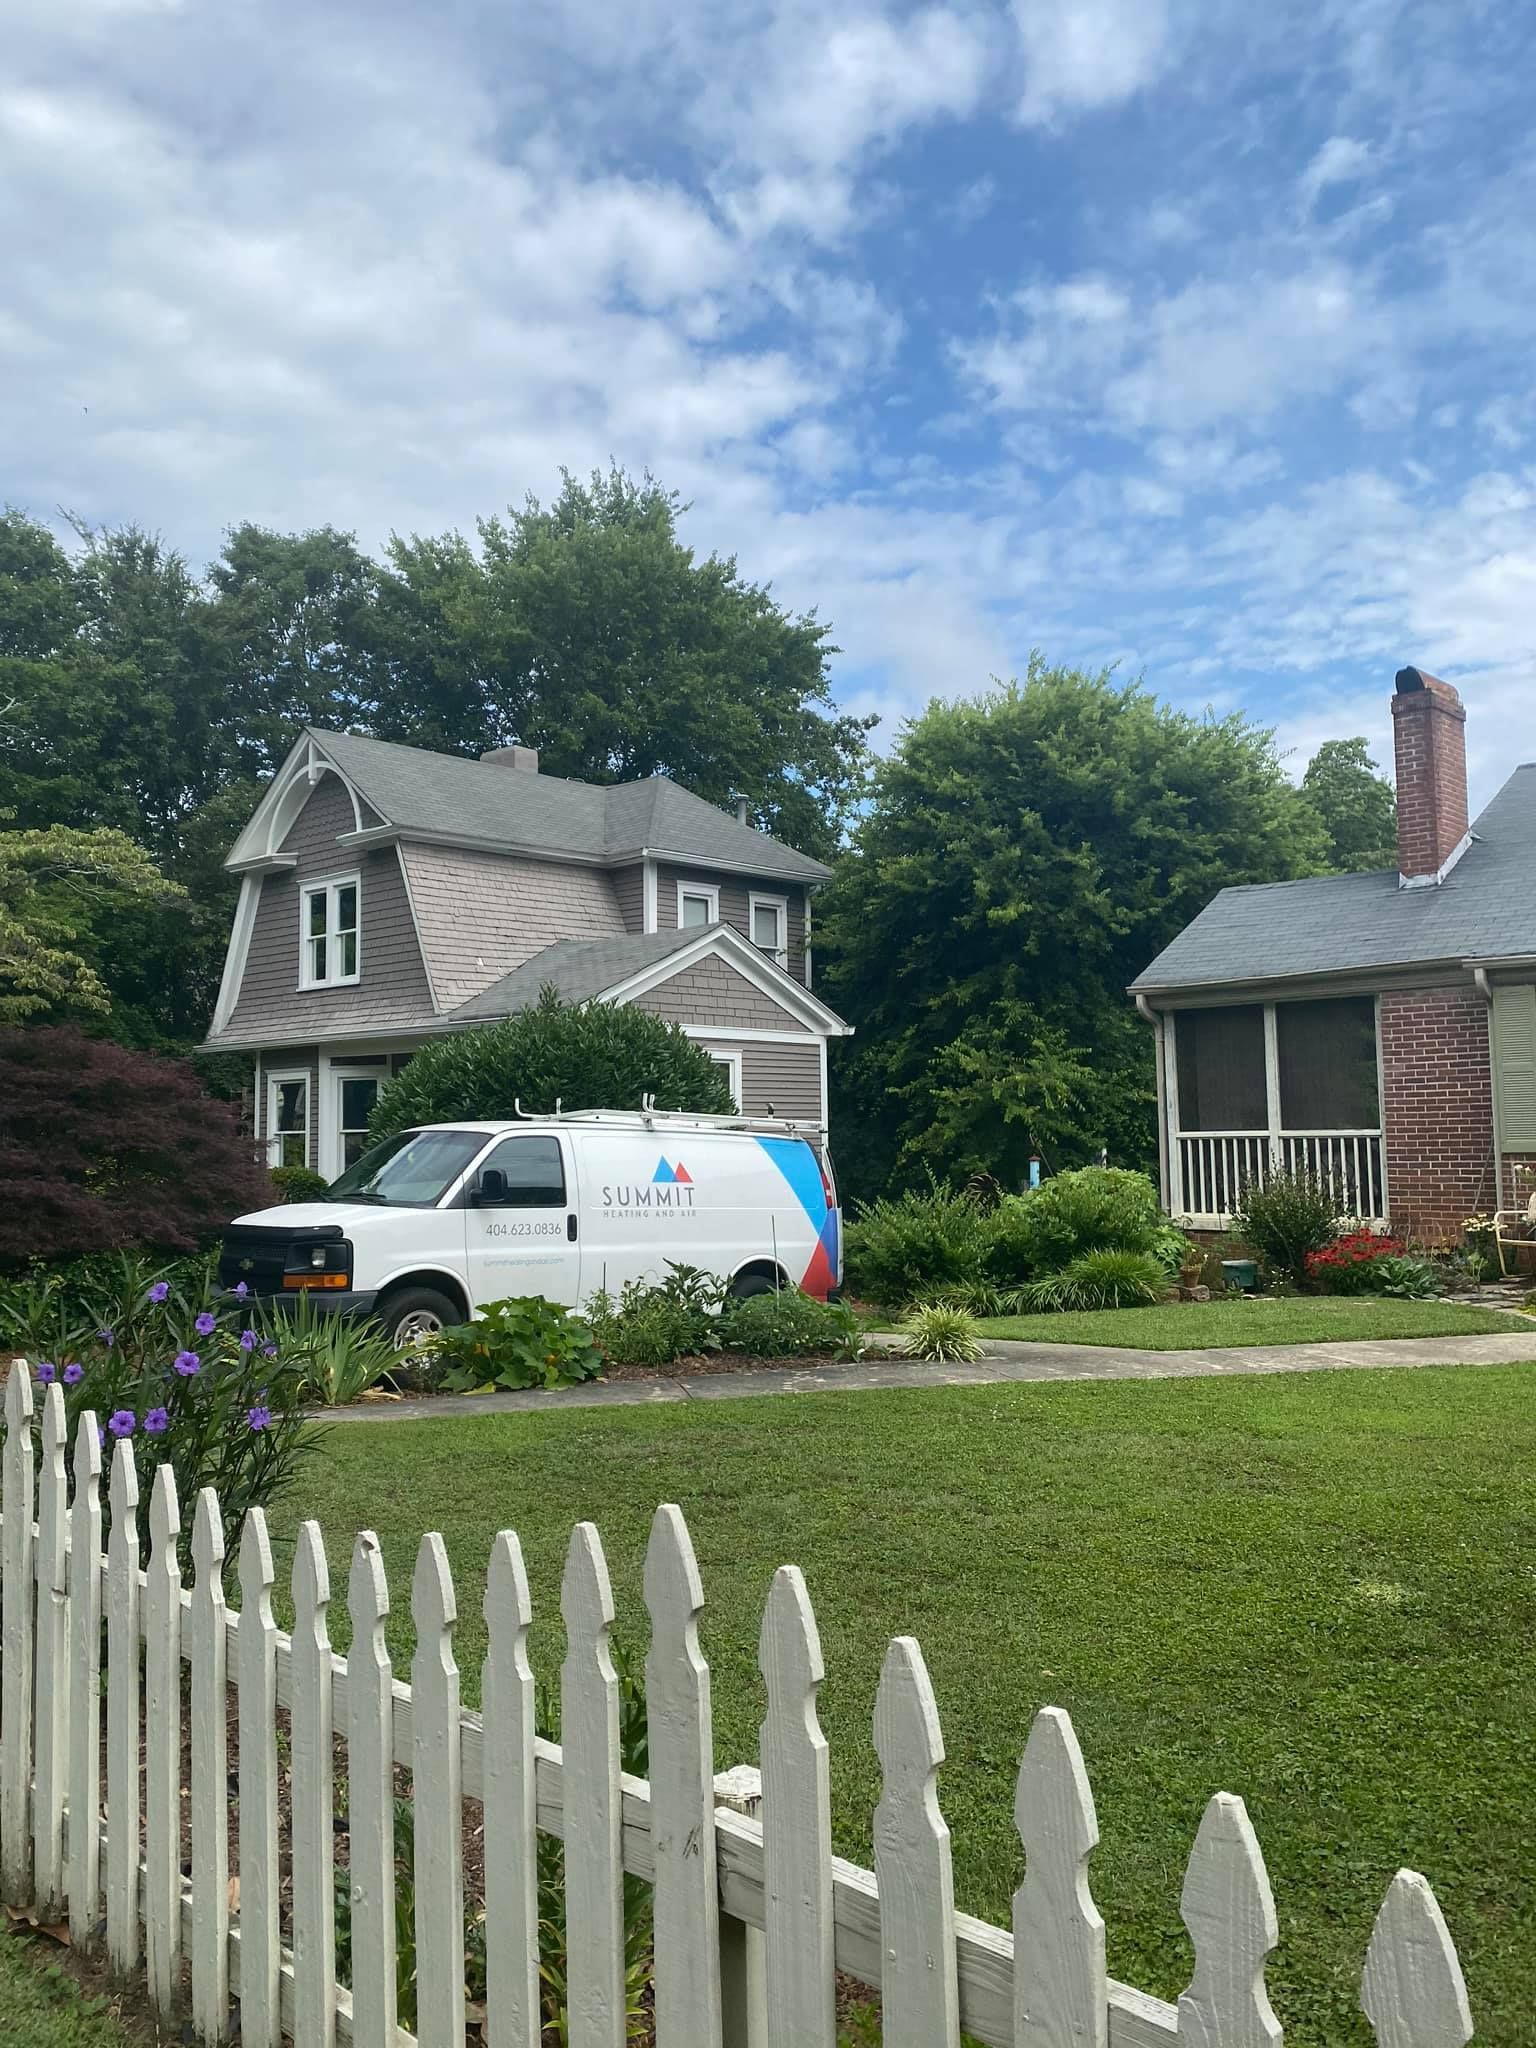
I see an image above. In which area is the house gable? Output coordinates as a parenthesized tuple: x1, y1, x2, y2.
(632, 953, 807, 1032)
(219, 772, 434, 1045)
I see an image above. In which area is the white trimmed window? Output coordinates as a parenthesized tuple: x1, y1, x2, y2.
(749, 893, 788, 968)
(299, 874, 361, 988)
(708, 1050, 742, 1108)
(266, 1072, 310, 1170)
(677, 881, 719, 928)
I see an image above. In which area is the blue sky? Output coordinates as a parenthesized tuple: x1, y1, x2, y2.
(7, 0, 1536, 807)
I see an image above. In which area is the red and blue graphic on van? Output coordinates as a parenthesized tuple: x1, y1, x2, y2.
(651, 1159, 693, 1184)
(755, 1137, 839, 1298)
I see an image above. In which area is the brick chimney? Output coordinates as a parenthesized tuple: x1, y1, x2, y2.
(479, 745, 540, 772)
(1391, 667, 1469, 886)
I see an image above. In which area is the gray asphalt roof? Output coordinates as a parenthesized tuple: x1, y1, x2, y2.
(1132, 762, 1536, 990)
(446, 927, 704, 1021)
(309, 729, 831, 881)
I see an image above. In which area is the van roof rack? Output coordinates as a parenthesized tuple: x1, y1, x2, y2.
(511, 1098, 825, 1138)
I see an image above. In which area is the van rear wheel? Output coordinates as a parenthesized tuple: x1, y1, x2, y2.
(376, 1286, 462, 1352)
(729, 1271, 778, 1302)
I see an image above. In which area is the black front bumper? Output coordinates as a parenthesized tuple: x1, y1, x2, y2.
(225, 1288, 378, 1320)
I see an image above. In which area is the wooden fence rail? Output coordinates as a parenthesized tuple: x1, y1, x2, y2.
(0, 1361, 1477, 2047)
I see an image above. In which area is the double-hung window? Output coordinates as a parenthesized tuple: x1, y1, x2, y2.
(678, 882, 719, 928)
(749, 893, 788, 968)
(300, 875, 360, 988)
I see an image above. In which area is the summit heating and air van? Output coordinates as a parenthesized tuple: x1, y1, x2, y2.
(219, 1109, 841, 1349)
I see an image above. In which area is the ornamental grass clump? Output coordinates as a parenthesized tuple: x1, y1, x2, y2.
(28, 1262, 318, 1567)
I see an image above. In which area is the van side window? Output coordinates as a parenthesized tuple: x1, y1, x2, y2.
(475, 1136, 566, 1207)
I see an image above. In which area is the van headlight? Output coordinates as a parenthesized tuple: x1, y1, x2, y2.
(282, 1239, 353, 1290)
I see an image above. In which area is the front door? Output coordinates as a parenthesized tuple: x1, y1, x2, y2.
(266, 1071, 311, 1170)
(463, 1134, 581, 1308)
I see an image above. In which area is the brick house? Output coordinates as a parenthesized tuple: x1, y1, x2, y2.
(1130, 669, 1536, 1239)
(202, 729, 851, 1178)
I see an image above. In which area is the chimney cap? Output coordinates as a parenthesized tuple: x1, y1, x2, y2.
(1394, 666, 1462, 707)
(480, 744, 541, 772)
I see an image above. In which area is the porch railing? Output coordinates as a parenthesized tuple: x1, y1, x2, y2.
(1173, 1130, 1386, 1229)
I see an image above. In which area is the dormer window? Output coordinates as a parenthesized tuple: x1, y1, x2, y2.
(300, 875, 360, 989)
(678, 882, 719, 928)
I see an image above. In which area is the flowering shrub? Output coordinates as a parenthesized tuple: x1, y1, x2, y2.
(22, 1261, 318, 1565)
(1305, 1228, 1407, 1295)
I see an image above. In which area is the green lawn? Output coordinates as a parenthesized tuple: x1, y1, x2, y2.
(272, 1365, 1536, 2046)
(975, 1295, 1526, 1348)
(0, 1932, 152, 2046)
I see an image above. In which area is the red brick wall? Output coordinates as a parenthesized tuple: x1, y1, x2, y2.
(1379, 987, 1498, 1240)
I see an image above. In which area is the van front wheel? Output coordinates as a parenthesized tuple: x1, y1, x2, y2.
(376, 1286, 463, 1352)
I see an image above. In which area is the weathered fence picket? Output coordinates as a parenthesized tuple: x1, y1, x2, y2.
(1013, 1707, 1106, 2048)
(413, 1532, 465, 2048)
(237, 1507, 281, 2048)
(33, 1382, 70, 1918)
(0, 1388, 1490, 2048)
(561, 1522, 625, 2048)
(143, 1463, 182, 2014)
(66, 1410, 102, 1949)
(873, 1636, 960, 2048)
(482, 1530, 539, 2048)
(348, 1530, 399, 2048)
(758, 1565, 836, 2048)
(645, 1502, 723, 2048)
(1, 1361, 35, 1906)
(292, 1520, 337, 2048)
(189, 1488, 229, 2042)
(104, 1435, 140, 1972)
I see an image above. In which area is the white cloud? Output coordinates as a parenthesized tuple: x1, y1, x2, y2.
(1298, 134, 1375, 212)
(1012, 0, 1172, 125)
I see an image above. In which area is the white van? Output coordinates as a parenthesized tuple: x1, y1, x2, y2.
(219, 1109, 841, 1349)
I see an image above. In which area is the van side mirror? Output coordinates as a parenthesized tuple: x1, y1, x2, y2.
(474, 1167, 509, 1207)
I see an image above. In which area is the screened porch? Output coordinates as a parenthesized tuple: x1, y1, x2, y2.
(1165, 995, 1386, 1228)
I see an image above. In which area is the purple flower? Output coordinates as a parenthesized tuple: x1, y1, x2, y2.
(239, 1328, 258, 1352)
(97, 1328, 114, 1348)
(62, 1363, 84, 1387)
(261, 1342, 278, 1358)
(107, 1410, 135, 1438)
(97, 1426, 106, 1450)
(35, 1360, 56, 1384)
(144, 1407, 169, 1436)
(233, 1282, 249, 1300)
(247, 1406, 273, 1432)
(172, 1350, 200, 1377)
(193, 1310, 218, 1336)
(147, 1282, 170, 1304)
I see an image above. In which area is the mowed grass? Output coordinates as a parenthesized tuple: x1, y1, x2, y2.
(271, 1365, 1536, 2046)
(976, 1295, 1525, 1348)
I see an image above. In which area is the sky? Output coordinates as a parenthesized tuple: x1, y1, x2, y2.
(6, 0, 1536, 810)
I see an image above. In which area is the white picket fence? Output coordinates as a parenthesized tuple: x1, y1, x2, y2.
(0, 1357, 1477, 2047)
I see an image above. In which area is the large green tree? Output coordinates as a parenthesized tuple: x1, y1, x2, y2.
(1300, 736, 1398, 872)
(817, 660, 1331, 1199)
(0, 823, 182, 1023)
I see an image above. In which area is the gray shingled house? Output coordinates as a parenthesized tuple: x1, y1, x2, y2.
(1132, 670, 1536, 1240)
(203, 730, 851, 1178)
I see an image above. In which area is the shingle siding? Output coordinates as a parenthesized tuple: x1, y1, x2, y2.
(611, 863, 646, 934)
(399, 843, 627, 1008)
(636, 955, 804, 1031)
(657, 863, 807, 981)
(223, 774, 435, 1044)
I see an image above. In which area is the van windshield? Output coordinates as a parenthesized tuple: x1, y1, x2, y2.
(325, 1128, 487, 1206)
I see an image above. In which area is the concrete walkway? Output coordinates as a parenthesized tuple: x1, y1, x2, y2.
(314, 1324, 1536, 1423)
